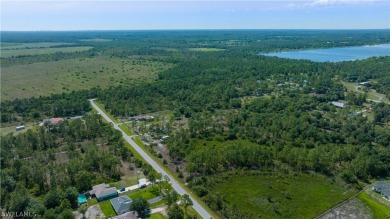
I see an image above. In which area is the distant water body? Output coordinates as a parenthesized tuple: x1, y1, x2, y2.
(262, 44, 390, 62)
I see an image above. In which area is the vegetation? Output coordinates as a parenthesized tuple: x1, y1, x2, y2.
(1, 46, 93, 58)
(205, 172, 354, 218)
(2, 30, 390, 219)
(357, 192, 390, 219)
(99, 200, 116, 218)
(1, 56, 171, 100)
(130, 197, 150, 218)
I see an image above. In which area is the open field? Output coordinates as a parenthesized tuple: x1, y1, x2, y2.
(79, 38, 112, 42)
(1, 46, 93, 58)
(124, 186, 161, 200)
(357, 191, 390, 219)
(341, 81, 390, 104)
(188, 48, 226, 52)
(0, 123, 37, 136)
(212, 173, 355, 218)
(1, 42, 74, 49)
(1, 57, 172, 100)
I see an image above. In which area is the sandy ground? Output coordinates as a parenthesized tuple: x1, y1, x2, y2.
(319, 198, 372, 219)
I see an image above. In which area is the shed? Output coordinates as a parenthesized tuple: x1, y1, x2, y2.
(16, 125, 25, 131)
(331, 101, 345, 108)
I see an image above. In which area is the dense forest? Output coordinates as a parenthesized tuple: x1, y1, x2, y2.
(1, 30, 390, 218)
(0, 113, 160, 218)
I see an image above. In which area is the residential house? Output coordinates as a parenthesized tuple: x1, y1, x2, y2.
(372, 181, 390, 200)
(90, 183, 118, 201)
(110, 195, 132, 215)
(42, 118, 64, 126)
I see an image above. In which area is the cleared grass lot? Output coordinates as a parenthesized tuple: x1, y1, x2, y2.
(1, 57, 172, 100)
(188, 48, 226, 52)
(1, 42, 74, 49)
(1, 46, 93, 58)
(212, 173, 355, 219)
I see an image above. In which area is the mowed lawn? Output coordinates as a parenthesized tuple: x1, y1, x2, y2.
(99, 199, 116, 218)
(357, 192, 390, 219)
(212, 173, 354, 219)
(2, 56, 173, 100)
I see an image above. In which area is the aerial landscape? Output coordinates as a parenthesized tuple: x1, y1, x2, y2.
(1, 1, 390, 219)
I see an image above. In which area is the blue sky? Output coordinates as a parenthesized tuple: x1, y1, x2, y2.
(1, 0, 389, 30)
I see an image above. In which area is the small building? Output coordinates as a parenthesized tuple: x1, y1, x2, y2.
(90, 183, 118, 201)
(110, 195, 132, 215)
(331, 101, 345, 108)
(359, 81, 371, 86)
(372, 181, 390, 200)
(16, 125, 25, 131)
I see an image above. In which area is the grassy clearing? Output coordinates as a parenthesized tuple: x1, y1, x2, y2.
(124, 186, 161, 200)
(357, 192, 390, 219)
(341, 81, 390, 104)
(212, 173, 355, 219)
(188, 48, 225, 52)
(99, 200, 116, 217)
(147, 213, 167, 219)
(109, 174, 144, 189)
(119, 124, 134, 135)
(0, 123, 37, 136)
(79, 38, 112, 42)
(2, 56, 172, 100)
(93, 101, 120, 124)
(87, 197, 98, 206)
(1, 42, 74, 49)
(1, 46, 93, 58)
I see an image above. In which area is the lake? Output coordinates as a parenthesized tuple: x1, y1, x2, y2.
(262, 44, 390, 62)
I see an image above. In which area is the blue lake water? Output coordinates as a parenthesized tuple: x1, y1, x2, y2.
(263, 44, 390, 62)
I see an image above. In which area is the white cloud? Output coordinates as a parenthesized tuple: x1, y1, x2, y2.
(304, 0, 379, 7)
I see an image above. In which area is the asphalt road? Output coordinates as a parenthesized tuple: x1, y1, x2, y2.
(89, 99, 213, 219)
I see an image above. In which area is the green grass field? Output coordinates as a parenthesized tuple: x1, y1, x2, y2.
(119, 124, 134, 135)
(94, 101, 120, 124)
(147, 213, 167, 219)
(1, 46, 93, 58)
(357, 192, 390, 219)
(212, 173, 355, 218)
(124, 186, 161, 200)
(341, 81, 390, 104)
(188, 48, 226, 52)
(79, 38, 112, 42)
(1, 56, 172, 100)
(99, 200, 117, 218)
(1, 42, 74, 49)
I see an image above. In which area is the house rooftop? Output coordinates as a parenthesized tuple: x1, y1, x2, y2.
(110, 195, 132, 215)
(372, 181, 390, 197)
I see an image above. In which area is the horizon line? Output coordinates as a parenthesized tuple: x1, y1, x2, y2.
(2, 28, 390, 32)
